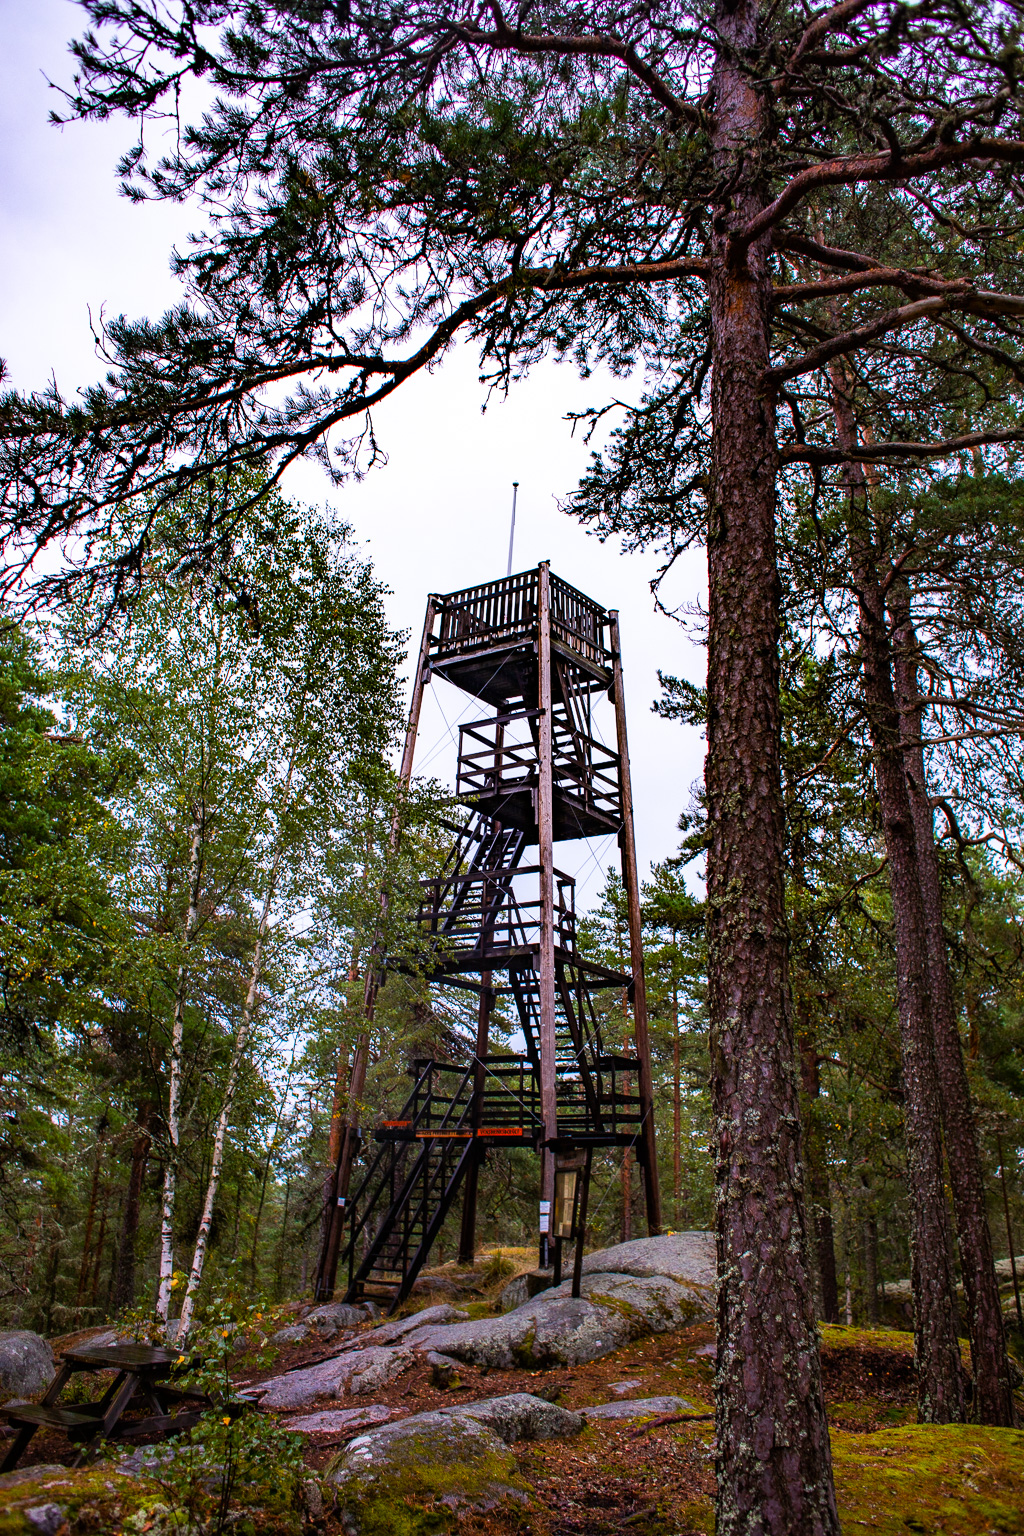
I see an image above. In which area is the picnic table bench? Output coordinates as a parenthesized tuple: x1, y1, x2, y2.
(1, 1342, 237, 1472)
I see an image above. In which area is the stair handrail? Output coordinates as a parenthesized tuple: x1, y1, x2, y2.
(340, 1061, 436, 1268)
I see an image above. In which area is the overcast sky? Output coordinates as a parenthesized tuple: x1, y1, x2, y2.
(1, 0, 708, 909)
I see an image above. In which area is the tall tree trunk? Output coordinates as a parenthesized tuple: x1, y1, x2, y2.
(672, 969, 682, 1222)
(314, 958, 366, 1301)
(707, 6, 838, 1528)
(799, 1033, 840, 1323)
(828, 363, 964, 1422)
(890, 588, 1016, 1425)
(156, 807, 205, 1323)
(248, 1049, 297, 1288)
(861, 1180, 880, 1326)
(76, 1116, 108, 1313)
(89, 1194, 110, 1306)
(177, 878, 277, 1339)
(114, 1106, 151, 1313)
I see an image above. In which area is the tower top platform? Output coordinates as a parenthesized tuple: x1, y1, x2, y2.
(428, 565, 612, 706)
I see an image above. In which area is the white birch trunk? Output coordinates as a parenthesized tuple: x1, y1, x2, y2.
(156, 810, 205, 1323)
(176, 890, 273, 1338)
(176, 730, 301, 1337)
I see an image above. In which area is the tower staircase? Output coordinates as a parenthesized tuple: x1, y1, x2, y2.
(323, 566, 660, 1311)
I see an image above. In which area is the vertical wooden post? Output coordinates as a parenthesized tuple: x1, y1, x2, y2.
(537, 563, 558, 1266)
(314, 596, 437, 1300)
(571, 1147, 593, 1299)
(608, 610, 662, 1235)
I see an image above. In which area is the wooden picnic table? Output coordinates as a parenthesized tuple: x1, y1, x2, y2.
(1, 1343, 224, 1472)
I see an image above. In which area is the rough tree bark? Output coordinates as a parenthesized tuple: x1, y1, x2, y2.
(707, 4, 839, 1528)
(828, 364, 964, 1422)
(890, 587, 1016, 1425)
(672, 968, 682, 1222)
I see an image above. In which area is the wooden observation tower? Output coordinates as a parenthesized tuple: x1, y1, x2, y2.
(315, 563, 660, 1309)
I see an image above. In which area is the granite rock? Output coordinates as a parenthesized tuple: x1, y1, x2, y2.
(0, 1332, 54, 1402)
(287, 1404, 399, 1434)
(410, 1293, 635, 1369)
(444, 1392, 585, 1443)
(580, 1232, 716, 1289)
(257, 1345, 413, 1409)
(305, 1303, 370, 1340)
(327, 1411, 526, 1534)
(269, 1323, 310, 1346)
(582, 1395, 694, 1420)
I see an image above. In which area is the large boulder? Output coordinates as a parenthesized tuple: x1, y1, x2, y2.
(498, 1232, 715, 1317)
(257, 1345, 413, 1409)
(410, 1292, 635, 1369)
(0, 1332, 54, 1402)
(443, 1392, 584, 1443)
(410, 1245, 714, 1370)
(547, 1269, 710, 1330)
(327, 1411, 528, 1534)
(364, 1304, 469, 1348)
(581, 1232, 716, 1289)
(305, 1302, 372, 1341)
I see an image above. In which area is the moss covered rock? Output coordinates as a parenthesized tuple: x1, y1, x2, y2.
(326, 1411, 530, 1535)
(442, 1392, 585, 1443)
(832, 1423, 1024, 1534)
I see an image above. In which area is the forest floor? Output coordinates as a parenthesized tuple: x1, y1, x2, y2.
(5, 1303, 1024, 1534)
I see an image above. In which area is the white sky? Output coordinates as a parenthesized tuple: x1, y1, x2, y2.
(0, 0, 708, 910)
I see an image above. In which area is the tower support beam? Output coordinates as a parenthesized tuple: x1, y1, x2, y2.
(536, 562, 559, 1265)
(609, 611, 662, 1235)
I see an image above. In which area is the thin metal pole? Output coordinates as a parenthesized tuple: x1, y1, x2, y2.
(608, 609, 663, 1235)
(537, 562, 558, 1266)
(507, 482, 519, 578)
(314, 596, 438, 1300)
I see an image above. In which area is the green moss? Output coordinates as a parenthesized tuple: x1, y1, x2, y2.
(511, 1326, 538, 1368)
(819, 1323, 916, 1355)
(459, 1300, 498, 1320)
(832, 1424, 1024, 1534)
(330, 1422, 533, 1536)
(829, 1400, 916, 1430)
(0, 1466, 148, 1536)
(819, 1322, 972, 1366)
(587, 1291, 641, 1322)
(672, 1494, 715, 1535)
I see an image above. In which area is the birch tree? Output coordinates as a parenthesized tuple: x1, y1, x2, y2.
(59, 484, 402, 1327)
(176, 506, 402, 1334)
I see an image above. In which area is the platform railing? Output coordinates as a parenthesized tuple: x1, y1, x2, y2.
(456, 709, 621, 826)
(431, 569, 610, 669)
